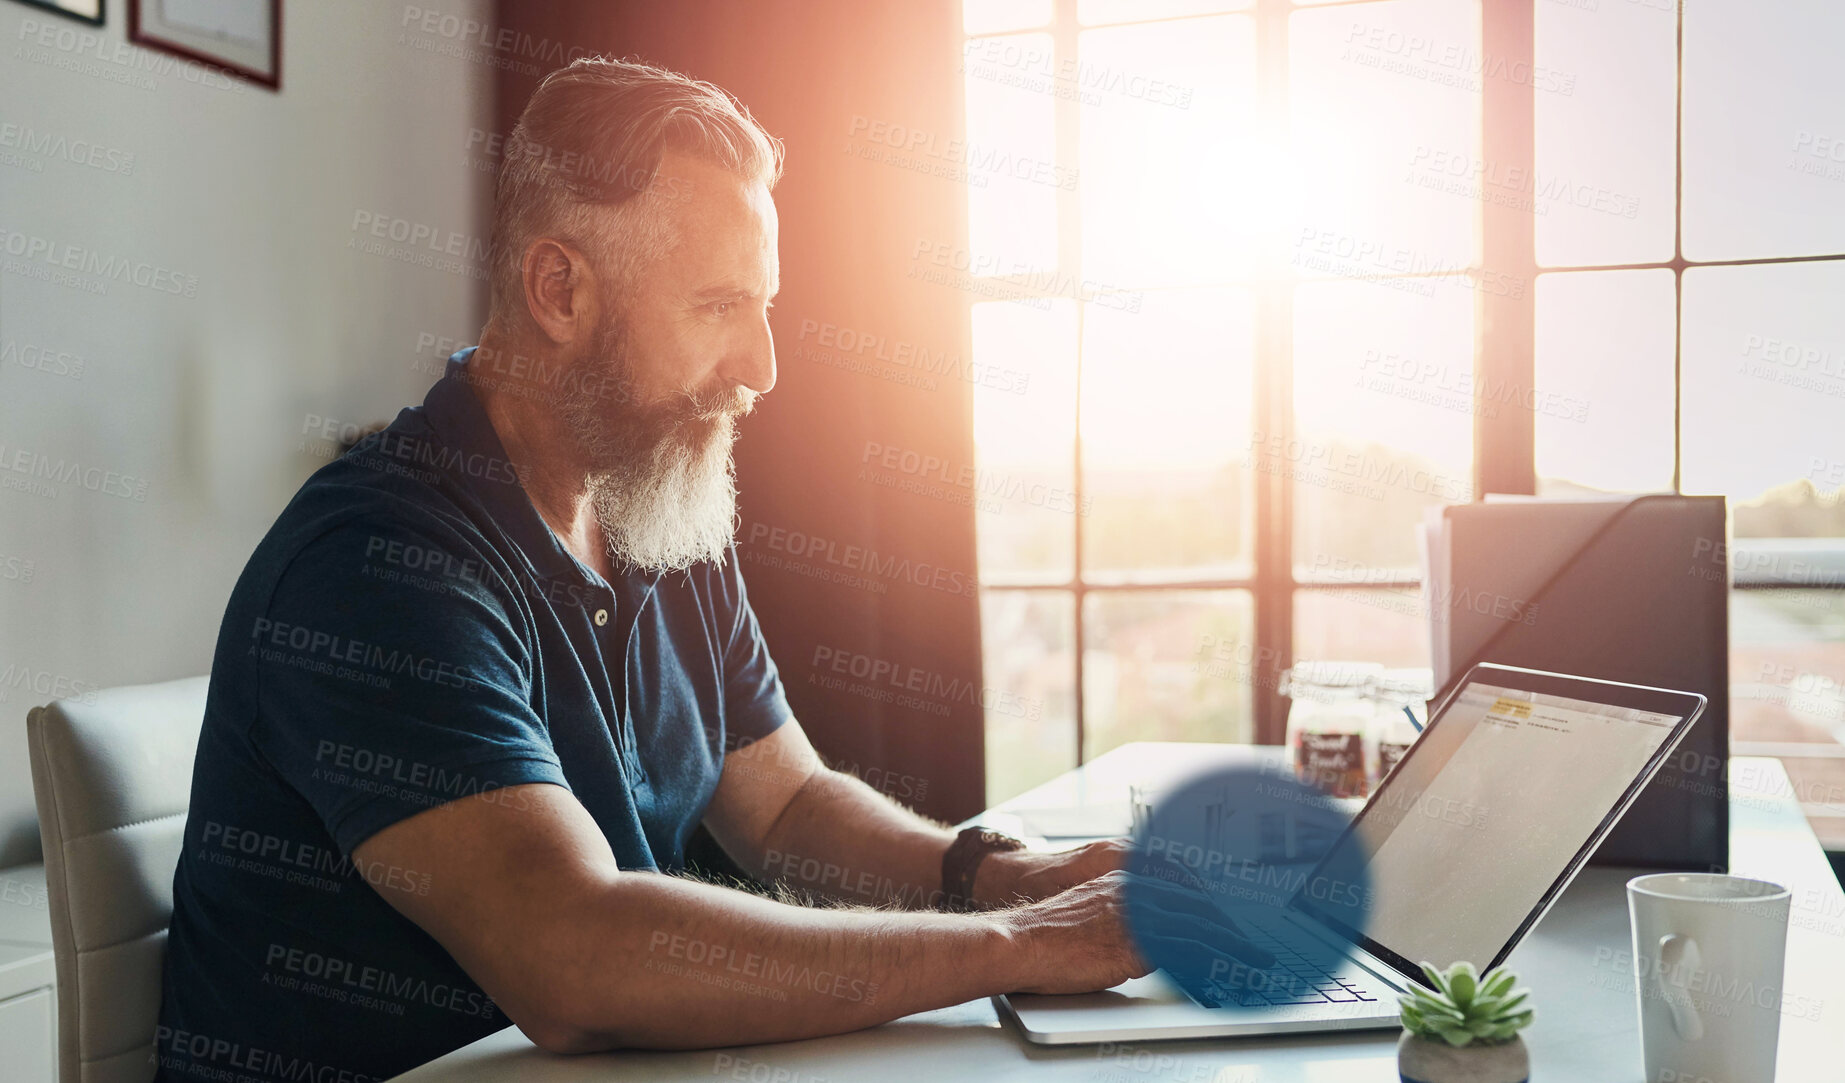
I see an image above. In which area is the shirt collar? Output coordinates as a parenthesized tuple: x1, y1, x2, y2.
(421, 346, 648, 596)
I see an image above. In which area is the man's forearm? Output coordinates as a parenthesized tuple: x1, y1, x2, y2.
(747, 767, 956, 908)
(537, 868, 1020, 1050)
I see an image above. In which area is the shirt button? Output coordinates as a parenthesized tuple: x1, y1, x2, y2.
(594, 608, 609, 627)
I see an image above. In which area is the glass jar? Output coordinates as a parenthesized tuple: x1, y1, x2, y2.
(1283, 661, 1383, 798)
(1367, 667, 1434, 789)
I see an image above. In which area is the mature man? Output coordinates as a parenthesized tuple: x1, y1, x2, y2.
(156, 58, 1149, 1080)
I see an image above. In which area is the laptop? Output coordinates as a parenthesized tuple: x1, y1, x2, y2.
(997, 662, 1707, 1043)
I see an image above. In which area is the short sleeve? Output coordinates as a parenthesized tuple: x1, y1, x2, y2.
(246, 516, 571, 854)
(720, 553, 794, 745)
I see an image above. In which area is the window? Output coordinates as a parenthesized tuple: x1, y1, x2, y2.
(1532, 0, 1845, 846)
(963, 0, 1482, 804)
(964, 0, 1845, 846)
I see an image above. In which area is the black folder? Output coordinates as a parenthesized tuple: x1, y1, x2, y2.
(1424, 494, 1729, 868)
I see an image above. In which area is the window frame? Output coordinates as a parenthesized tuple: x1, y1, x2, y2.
(965, 0, 1845, 822)
(968, 0, 1468, 761)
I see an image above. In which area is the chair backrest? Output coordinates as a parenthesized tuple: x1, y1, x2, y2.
(27, 677, 208, 1083)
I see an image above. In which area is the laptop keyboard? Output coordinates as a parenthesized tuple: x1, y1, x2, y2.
(1194, 918, 1384, 1009)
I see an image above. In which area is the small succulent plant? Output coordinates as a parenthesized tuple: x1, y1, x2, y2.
(1399, 961, 1534, 1048)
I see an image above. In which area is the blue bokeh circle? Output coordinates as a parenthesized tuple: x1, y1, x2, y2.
(1122, 764, 1372, 1009)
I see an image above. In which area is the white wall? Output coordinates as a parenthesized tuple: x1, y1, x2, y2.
(0, 0, 494, 866)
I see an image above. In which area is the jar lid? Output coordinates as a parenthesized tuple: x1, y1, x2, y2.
(1375, 667, 1434, 699)
(1284, 660, 1384, 695)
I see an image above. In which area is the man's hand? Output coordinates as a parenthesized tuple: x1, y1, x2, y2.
(973, 838, 1128, 908)
(998, 870, 1152, 995)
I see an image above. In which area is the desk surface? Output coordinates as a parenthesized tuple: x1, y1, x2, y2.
(395, 747, 1845, 1082)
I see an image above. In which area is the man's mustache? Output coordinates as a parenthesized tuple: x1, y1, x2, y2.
(682, 382, 758, 423)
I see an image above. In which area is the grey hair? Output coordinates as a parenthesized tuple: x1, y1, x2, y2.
(487, 56, 784, 327)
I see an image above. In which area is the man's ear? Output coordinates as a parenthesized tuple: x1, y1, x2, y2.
(521, 238, 598, 345)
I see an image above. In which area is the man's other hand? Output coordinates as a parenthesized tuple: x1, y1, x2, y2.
(973, 838, 1129, 908)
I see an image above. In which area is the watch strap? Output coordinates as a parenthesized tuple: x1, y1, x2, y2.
(941, 825, 1026, 911)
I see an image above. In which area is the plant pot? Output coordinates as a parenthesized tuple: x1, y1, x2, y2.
(1397, 1031, 1530, 1083)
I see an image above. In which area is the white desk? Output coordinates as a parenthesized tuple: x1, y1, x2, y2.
(395, 746, 1845, 1082)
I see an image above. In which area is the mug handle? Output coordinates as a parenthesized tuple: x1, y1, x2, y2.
(1654, 933, 1705, 1041)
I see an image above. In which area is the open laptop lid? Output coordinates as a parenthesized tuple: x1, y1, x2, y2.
(1293, 663, 1707, 985)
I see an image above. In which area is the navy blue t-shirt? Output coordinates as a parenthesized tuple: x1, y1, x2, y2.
(154, 350, 792, 1082)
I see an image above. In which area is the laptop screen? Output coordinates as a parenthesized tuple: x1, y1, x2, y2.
(1309, 680, 1686, 971)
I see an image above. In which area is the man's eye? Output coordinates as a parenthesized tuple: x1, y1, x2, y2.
(711, 301, 734, 317)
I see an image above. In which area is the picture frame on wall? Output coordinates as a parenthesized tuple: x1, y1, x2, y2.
(8, 0, 104, 26)
(130, 0, 280, 90)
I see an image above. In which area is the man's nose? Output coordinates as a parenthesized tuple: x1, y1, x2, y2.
(723, 312, 777, 395)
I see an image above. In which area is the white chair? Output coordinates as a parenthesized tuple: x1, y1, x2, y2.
(27, 677, 208, 1083)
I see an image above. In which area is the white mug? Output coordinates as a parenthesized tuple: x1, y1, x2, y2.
(1627, 873, 1791, 1083)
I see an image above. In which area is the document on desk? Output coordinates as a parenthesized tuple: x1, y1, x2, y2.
(1008, 805, 1133, 840)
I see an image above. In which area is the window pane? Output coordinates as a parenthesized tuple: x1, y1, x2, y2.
(1683, 1, 1845, 260)
(1295, 588, 1433, 670)
(1082, 288, 1255, 577)
(1731, 589, 1845, 849)
(1080, 0, 1250, 25)
(1534, 0, 1676, 266)
(1290, 0, 1482, 278)
(1291, 278, 1474, 576)
(964, 32, 1058, 273)
(973, 300, 1079, 579)
(1079, 16, 1259, 286)
(1681, 263, 1845, 522)
(964, 0, 1051, 36)
(1534, 269, 1676, 495)
(981, 589, 1078, 806)
(1083, 590, 1254, 759)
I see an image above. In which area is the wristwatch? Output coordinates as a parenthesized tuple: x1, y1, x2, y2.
(941, 826, 1026, 912)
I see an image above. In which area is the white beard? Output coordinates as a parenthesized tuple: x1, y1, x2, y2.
(587, 411, 739, 573)
(558, 305, 755, 574)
